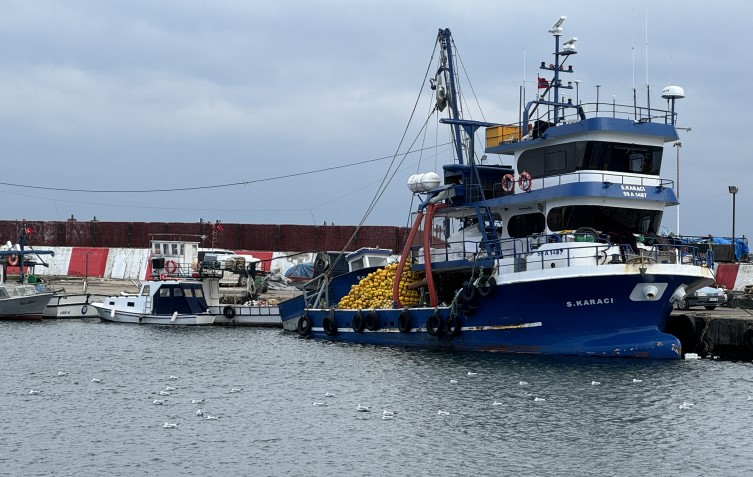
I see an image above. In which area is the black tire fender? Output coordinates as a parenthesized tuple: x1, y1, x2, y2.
(323, 315, 338, 336)
(477, 276, 496, 298)
(445, 313, 461, 337)
(365, 312, 380, 331)
(426, 312, 443, 337)
(397, 311, 411, 333)
(297, 314, 312, 337)
(352, 312, 365, 333)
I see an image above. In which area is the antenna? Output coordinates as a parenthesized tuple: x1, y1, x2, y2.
(661, 85, 685, 125)
(549, 16, 566, 35)
(645, 2, 650, 119)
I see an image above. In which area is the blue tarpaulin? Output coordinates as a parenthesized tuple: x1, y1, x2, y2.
(284, 262, 314, 279)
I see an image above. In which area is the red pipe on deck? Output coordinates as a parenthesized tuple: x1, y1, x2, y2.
(422, 203, 448, 307)
(393, 211, 424, 306)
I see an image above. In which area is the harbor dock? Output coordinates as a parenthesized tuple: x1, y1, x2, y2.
(667, 308, 753, 360)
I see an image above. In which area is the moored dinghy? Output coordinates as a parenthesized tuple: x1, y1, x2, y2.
(91, 278, 214, 325)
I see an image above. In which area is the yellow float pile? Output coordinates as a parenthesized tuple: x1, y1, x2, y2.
(337, 262, 424, 309)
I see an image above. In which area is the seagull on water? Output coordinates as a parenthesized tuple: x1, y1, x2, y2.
(747, 396, 752, 401)
(534, 397, 546, 402)
(205, 415, 220, 420)
(591, 381, 601, 386)
(191, 399, 205, 404)
(29, 389, 41, 395)
(91, 378, 102, 383)
(518, 381, 528, 386)
(381, 414, 394, 420)
(163, 422, 178, 428)
(492, 401, 503, 406)
(382, 410, 396, 416)
(467, 372, 477, 376)
(679, 402, 693, 410)
(524, 392, 534, 397)
(159, 390, 171, 396)
(152, 399, 166, 405)
(632, 379, 643, 383)
(57, 371, 67, 376)
(230, 388, 242, 393)
(356, 404, 370, 412)
(324, 392, 336, 397)
(196, 409, 203, 416)
(437, 410, 450, 415)
(450, 379, 458, 384)
(164, 386, 176, 391)
(168, 375, 179, 380)
(312, 402, 325, 406)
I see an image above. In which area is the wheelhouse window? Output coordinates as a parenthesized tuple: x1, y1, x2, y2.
(582, 142, 662, 175)
(517, 141, 664, 178)
(547, 205, 662, 235)
(507, 212, 545, 238)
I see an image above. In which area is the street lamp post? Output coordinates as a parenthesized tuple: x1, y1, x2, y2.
(729, 185, 739, 261)
(672, 127, 691, 236)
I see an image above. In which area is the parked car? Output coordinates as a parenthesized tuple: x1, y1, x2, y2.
(675, 286, 727, 310)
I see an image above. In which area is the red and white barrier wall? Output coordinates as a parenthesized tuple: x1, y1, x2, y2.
(717, 263, 753, 291)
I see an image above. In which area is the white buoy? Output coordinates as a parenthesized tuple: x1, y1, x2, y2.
(171, 311, 178, 323)
(407, 172, 441, 193)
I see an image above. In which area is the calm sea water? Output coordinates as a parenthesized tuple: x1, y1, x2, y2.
(1, 320, 751, 477)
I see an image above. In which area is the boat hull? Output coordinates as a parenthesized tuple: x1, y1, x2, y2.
(92, 305, 215, 326)
(283, 268, 713, 359)
(210, 305, 282, 327)
(0, 292, 55, 320)
(43, 294, 95, 319)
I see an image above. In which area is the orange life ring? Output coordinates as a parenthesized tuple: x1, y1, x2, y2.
(501, 173, 515, 192)
(8, 254, 18, 266)
(164, 260, 178, 274)
(518, 170, 532, 192)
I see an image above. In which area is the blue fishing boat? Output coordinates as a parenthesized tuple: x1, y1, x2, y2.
(280, 17, 714, 358)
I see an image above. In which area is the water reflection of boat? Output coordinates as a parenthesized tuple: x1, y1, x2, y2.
(280, 19, 714, 358)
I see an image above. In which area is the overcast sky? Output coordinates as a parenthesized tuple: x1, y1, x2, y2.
(0, 0, 749, 239)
